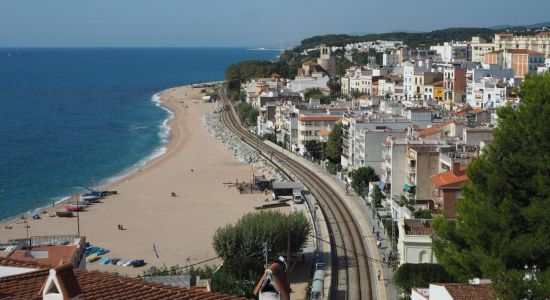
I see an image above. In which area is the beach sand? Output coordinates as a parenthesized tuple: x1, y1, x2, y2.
(0, 85, 278, 277)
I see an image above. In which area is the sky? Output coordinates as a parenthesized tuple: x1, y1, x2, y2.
(1, 0, 549, 47)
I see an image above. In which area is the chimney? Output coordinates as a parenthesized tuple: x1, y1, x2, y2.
(40, 263, 81, 300)
(452, 162, 461, 176)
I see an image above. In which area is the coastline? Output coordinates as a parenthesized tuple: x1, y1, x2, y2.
(1, 81, 275, 277)
(0, 82, 212, 224)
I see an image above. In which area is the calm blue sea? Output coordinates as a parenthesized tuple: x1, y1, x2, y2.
(0, 48, 280, 221)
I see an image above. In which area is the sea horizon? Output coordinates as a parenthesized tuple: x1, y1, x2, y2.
(0, 47, 280, 222)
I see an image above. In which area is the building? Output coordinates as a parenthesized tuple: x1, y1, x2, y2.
(430, 42, 471, 63)
(494, 32, 550, 57)
(296, 112, 342, 154)
(471, 36, 496, 63)
(7, 235, 87, 270)
(0, 258, 244, 300)
(484, 49, 545, 78)
(318, 45, 336, 76)
(383, 51, 399, 67)
(397, 219, 436, 265)
(443, 65, 467, 108)
(431, 162, 469, 218)
(404, 144, 442, 209)
(411, 282, 495, 300)
(253, 263, 290, 300)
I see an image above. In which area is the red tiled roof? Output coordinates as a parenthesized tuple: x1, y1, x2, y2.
(431, 165, 469, 188)
(0, 259, 245, 300)
(9, 245, 78, 267)
(0, 257, 46, 270)
(404, 219, 433, 236)
(298, 115, 342, 122)
(303, 60, 319, 66)
(418, 121, 453, 138)
(435, 283, 496, 300)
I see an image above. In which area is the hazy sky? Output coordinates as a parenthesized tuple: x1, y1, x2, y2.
(1, 0, 549, 47)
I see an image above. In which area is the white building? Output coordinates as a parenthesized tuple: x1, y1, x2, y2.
(397, 219, 436, 265)
(383, 52, 400, 67)
(471, 36, 496, 63)
(287, 74, 330, 94)
(430, 42, 471, 63)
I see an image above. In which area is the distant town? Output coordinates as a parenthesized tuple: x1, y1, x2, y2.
(1, 24, 550, 300)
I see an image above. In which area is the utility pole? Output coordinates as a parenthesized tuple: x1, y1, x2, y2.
(286, 224, 292, 281)
(75, 194, 81, 237)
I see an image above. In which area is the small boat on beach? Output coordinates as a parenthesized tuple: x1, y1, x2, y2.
(65, 203, 86, 212)
(56, 211, 74, 218)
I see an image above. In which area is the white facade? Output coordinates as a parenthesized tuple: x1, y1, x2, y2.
(287, 74, 329, 93)
(397, 219, 436, 265)
(430, 42, 471, 63)
(383, 52, 399, 67)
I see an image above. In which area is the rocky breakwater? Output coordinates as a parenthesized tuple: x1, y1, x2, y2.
(203, 102, 285, 182)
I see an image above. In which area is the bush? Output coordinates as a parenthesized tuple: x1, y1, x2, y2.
(394, 263, 455, 295)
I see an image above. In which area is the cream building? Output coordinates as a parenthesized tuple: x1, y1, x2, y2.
(494, 32, 550, 57)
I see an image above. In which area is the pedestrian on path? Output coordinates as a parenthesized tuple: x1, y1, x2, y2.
(382, 254, 386, 263)
(372, 225, 375, 233)
(378, 270, 381, 281)
(377, 240, 382, 248)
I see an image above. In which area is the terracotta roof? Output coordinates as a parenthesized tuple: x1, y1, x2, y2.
(298, 115, 342, 122)
(0, 257, 46, 270)
(431, 165, 469, 188)
(434, 283, 495, 300)
(253, 263, 290, 300)
(0, 259, 245, 300)
(303, 60, 319, 66)
(404, 219, 433, 236)
(9, 245, 78, 267)
(454, 107, 486, 117)
(418, 121, 453, 138)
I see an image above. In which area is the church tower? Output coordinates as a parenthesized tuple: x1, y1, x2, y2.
(318, 44, 336, 76)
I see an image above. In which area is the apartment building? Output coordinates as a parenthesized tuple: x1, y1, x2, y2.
(296, 112, 342, 154)
(471, 36, 496, 63)
(485, 49, 545, 78)
(494, 32, 550, 57)
(430, 42, 471, 63)
(443, 65, 467, 107)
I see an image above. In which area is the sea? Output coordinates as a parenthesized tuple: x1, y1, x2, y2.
(0, 48, 280, 222)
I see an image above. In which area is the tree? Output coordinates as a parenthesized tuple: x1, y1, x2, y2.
(262, 132, 277, 144)
(304, 140, 325, 161)
(432, 74, 550, 298)
(327, 77, 341, 95)
(349, 166, 379, 197)
(213, 210, 311, 264)
(370, 184, 385, 208)
(304, 88, 324, 100)
(336, 57, 352, 76)
(394, 263, 455, 295)
(325, 123, 343, 164)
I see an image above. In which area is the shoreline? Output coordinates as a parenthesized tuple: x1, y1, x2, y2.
(1, 82, 219, 225)
(2, 81, 275, 277)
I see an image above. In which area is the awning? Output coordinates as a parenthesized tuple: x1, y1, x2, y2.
(403, 182, 410, 192)
(379, 181, 385, 190)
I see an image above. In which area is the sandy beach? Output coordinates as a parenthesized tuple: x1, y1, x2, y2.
(0, 84, 277, 276)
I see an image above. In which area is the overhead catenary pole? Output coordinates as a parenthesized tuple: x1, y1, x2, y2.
(76, 194, 81, 237)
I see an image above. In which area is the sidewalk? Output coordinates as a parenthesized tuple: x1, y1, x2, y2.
(265, 141, 399, 300)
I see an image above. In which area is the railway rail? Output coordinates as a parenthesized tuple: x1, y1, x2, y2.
(219, 87, 373, 299)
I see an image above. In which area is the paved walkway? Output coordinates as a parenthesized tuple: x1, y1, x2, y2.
(265, 142, 399, 300)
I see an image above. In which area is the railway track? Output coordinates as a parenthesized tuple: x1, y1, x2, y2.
(219, 88, 373, 300)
